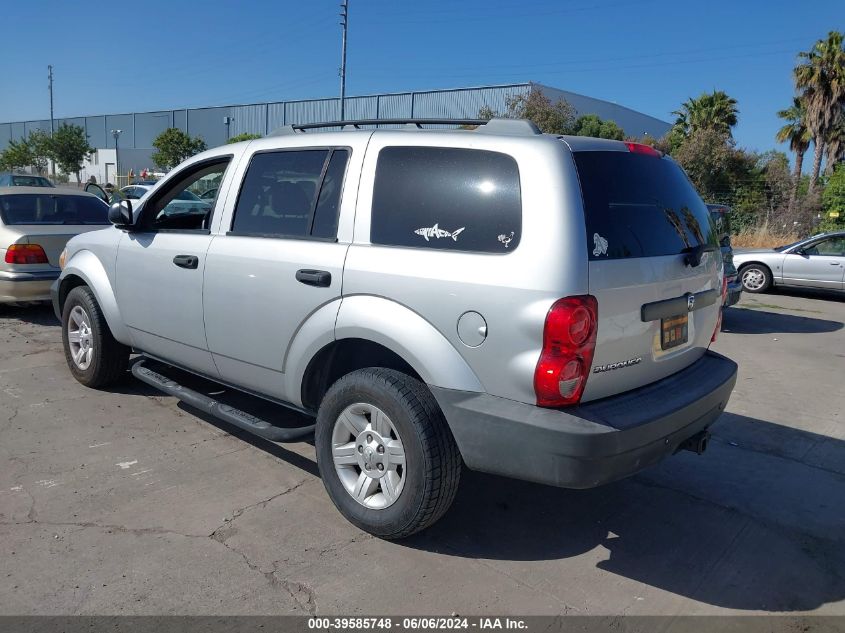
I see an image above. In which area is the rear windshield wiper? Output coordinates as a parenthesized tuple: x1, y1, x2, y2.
(683, 243, 717, 267)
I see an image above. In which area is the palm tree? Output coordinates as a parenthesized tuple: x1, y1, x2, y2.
(794, 31, 845, 192)
(673, 90, 739, 137)
(823, 107, 845, 174)
(776, 97, 812, 211)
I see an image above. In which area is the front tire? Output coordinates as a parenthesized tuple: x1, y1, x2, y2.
(61, 286, 129, 388)
(315, 368, 461, 539)
(739, 264, 772, 293)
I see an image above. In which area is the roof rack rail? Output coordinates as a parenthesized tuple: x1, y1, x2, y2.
(268, 117, 542, 136)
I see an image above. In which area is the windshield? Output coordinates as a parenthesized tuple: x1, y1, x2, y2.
(0, 194, 109, 225)
(775, 233, 825, 252)
(11, 175, 53, 187)
(574, 151, 717, 260)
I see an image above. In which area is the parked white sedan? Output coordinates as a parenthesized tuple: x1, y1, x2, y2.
(733, 231, 845, 293)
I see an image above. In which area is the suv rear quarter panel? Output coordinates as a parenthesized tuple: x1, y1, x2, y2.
(342, 131, 587, 404)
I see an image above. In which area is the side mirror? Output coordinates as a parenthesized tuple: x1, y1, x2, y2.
(108, 199, 134, 227)
(793, 247, 806, 256)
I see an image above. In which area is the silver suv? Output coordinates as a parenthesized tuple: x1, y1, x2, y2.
(52, 118, 737, 538)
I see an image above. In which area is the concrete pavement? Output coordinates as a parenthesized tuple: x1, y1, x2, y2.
(1, 290, 843, 615)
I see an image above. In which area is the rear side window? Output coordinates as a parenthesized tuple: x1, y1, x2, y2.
(231, 149, 349, 239)
(0, 194, 109, 225)
(574, 152, 717, 260)
(371, 147, 521, 252)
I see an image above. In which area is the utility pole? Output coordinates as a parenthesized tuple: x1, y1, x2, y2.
(111, 129, 122, 185)
(339, 0, 348, 121)
(48, 65, 55, 178)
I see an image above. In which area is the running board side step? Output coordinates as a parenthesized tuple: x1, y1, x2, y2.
(131, 360, 315, 442)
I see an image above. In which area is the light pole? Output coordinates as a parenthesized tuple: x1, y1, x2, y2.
(48, 65, 55, 178)
(339, 0, 348, 120)
(111, 129, 122, 184)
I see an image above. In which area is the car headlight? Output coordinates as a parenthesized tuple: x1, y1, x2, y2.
(59, 247, 67, 270)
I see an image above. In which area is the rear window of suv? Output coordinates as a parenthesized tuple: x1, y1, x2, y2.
(574, 151, 717, 260)
(371, 147, 521, 253)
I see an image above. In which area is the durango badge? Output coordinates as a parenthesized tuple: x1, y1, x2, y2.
(593, 357, 643, 373)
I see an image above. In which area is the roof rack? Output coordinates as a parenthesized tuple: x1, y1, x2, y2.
(268, 118, 541, 136)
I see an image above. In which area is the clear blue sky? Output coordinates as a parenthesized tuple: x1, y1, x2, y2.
(1, 0, 841, 158)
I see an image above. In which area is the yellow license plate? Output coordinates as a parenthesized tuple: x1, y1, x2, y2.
(661, 314, 689, 350)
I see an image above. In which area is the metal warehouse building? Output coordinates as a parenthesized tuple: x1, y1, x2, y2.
(0, 83, 671, 179)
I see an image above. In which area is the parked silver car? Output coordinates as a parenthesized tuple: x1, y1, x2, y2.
(733, 231, 845, 293)
(52, 118, 737, 538)
(0, 187, 109, 304)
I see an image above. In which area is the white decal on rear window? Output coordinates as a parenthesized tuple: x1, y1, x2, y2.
(497, 231, 515, 248)
(414, 223, 465, 242)
(593, 233, 609, 257)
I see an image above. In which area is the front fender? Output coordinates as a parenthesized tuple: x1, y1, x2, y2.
(334, 295, 484, 393)
(59, 250, 131, 344)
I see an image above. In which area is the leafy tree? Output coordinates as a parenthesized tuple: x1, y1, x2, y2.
(0, 130, 52, 175)
(820, 163, 845, 231)
(673, 90, 739, 138)
(776, 96, 812, 212)
(27, 130, 52, 175)
(151, 128, 207, 170)
(823, 109, 845, 175)
(48, 124, 94, 184)
(503, 90, 576, 135)
(572, 114, 624, 140)
(0, 138, 34, 172)
(227, 132, 262, 144)
(673, 129, 736, 201)
(794, 30, 845, 192)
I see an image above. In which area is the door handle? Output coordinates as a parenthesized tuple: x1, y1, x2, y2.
(830, 262, 841, 266)
(173, 255, 199, 269)
(296, 269, 331, 287)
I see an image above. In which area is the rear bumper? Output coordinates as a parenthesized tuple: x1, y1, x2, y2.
(0, 269, 60, 304)
(431, 350, 737, 489)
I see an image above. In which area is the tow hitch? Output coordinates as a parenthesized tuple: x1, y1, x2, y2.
(679, 430, 710, 455)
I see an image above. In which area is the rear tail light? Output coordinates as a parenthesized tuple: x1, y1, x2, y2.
(534, 296, 598, 407)
(625, 142, 663, 157)
(4, 244, 49, 265)
(711, 276, 728, 343)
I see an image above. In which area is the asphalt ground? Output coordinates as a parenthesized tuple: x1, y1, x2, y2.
(1, 289, 843, 616)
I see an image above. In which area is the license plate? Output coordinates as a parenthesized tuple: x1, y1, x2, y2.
(661, 314, 688, 350)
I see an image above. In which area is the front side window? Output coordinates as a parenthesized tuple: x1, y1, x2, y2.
(807, 237, 845, 256)
(231, 149, 349, 239)
(0, 194, 109, 225)
(142, 159, 230, 231)
(371, 147, 522, 252)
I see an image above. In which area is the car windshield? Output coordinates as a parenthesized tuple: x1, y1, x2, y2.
(0, 194, 109, 225)
(11, 175, 52, 187)
(775, 233, 826, 252)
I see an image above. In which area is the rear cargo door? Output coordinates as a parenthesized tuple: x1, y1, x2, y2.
(571, 147, 722, 402)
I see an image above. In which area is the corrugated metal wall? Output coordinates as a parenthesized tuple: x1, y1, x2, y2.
(0, 84, 533, 152)
(0, 83, 671, 153)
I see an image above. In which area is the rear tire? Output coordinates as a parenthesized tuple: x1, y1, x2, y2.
(739, 264, 772, 293)
(61, 286, 129, 388)
(315, 368, 462, 539)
